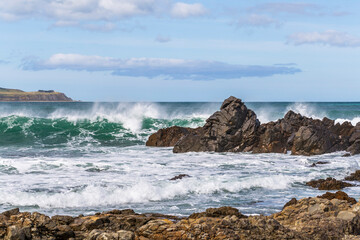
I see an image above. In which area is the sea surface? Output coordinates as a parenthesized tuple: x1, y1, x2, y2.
(0, 101, 360, 217)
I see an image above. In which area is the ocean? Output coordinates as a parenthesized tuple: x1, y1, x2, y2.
(0, 101, 360, 217)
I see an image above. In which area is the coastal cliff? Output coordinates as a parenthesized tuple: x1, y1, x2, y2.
(0, 88, 73, 102)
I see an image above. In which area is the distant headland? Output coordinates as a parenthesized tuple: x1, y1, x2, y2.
(0, 87, 73, 102)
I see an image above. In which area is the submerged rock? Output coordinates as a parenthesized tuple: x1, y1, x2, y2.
(310, 161, 329, 167)
(306, 177, 353, 190)
(147, 96, 360, 156)
(170, 174, 190, 181)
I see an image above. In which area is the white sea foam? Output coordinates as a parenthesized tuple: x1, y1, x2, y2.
(1, 148, 358, 216)
(335, 117, 360, 126)
(285, 103, 325, 120)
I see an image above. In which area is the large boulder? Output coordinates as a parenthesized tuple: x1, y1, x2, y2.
(173, 96, 260, 153)
(146, 126, 198, 147)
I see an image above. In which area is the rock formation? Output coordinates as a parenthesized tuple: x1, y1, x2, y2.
(146, 126, 198, 147)
(173, 96, 260, 153)
(306, 177, 353, 190)
(0, 87, 73, 102)
(3, 193, 360, 239)
(147, 96, 360, 156)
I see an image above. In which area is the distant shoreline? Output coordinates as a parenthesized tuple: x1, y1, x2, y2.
(0, 87, 74, 102)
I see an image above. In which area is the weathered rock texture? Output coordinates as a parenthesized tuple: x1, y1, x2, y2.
(0, 87, 73, 102)
(146, 126, 198, 147)
(3, 194, 360, 239)
(318, 191, 357, 205)
(147, 96, 360, 156)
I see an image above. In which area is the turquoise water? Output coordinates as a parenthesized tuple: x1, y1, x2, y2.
(0, 101, 359, 216)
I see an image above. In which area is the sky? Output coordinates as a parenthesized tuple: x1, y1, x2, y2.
(1, 0, 360, 101)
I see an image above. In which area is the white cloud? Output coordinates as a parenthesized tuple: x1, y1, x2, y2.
(236, 14, 280, 28)
(22, 53, 301, 80)
(0, 0, 207, 23)
(171, 2, 207, 18)
(288, 30, 360, 47)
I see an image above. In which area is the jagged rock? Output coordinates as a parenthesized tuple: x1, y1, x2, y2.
(345, 170, 360, 181)
(148, 96, 360, 156)
(170, 174, 190, 181)
(306, 177, 353, 190)
(146, 126, 198, 147)
(174, 96, 260, 153)
(253, 110, 318, 153)
(350, 123, 360, 143)
(283, 198, 298, 209)
(318, 191, 357, 204)
(347, 139, 360, 155)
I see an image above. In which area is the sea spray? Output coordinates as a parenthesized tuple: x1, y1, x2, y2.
(0, 101, 360, 216)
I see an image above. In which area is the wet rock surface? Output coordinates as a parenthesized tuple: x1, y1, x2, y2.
(306, 177, 354, 190)
(3, 194, 360, 239)
(147, 96, 360, 156)
(345, 170, 360, 181)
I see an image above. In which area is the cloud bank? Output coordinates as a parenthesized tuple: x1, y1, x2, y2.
(288, 30, 360, 47)
(21, 54, 301, 80)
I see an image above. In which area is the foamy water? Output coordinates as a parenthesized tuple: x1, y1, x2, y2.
(0, 101, 359, 216)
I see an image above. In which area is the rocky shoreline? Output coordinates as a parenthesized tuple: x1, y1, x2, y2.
(2, 190, 360, 239)
(147, 96, 360, 156)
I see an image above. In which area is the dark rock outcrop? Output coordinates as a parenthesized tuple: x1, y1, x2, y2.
(347, 139, 360, 156)
(345, 170, 360, 181)
(147, 96, 360, 156)
(146, 126, 198, 147)
(306, 177, 353, 190)
(318, 191, 357, 204)
(174, 96, 260, 153)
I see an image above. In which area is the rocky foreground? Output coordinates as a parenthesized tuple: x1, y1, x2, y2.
(147, 96, 360, 156)
(2, 191, 360, 239)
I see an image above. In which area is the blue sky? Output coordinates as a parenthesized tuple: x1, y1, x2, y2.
(1, 0, 360, 101)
